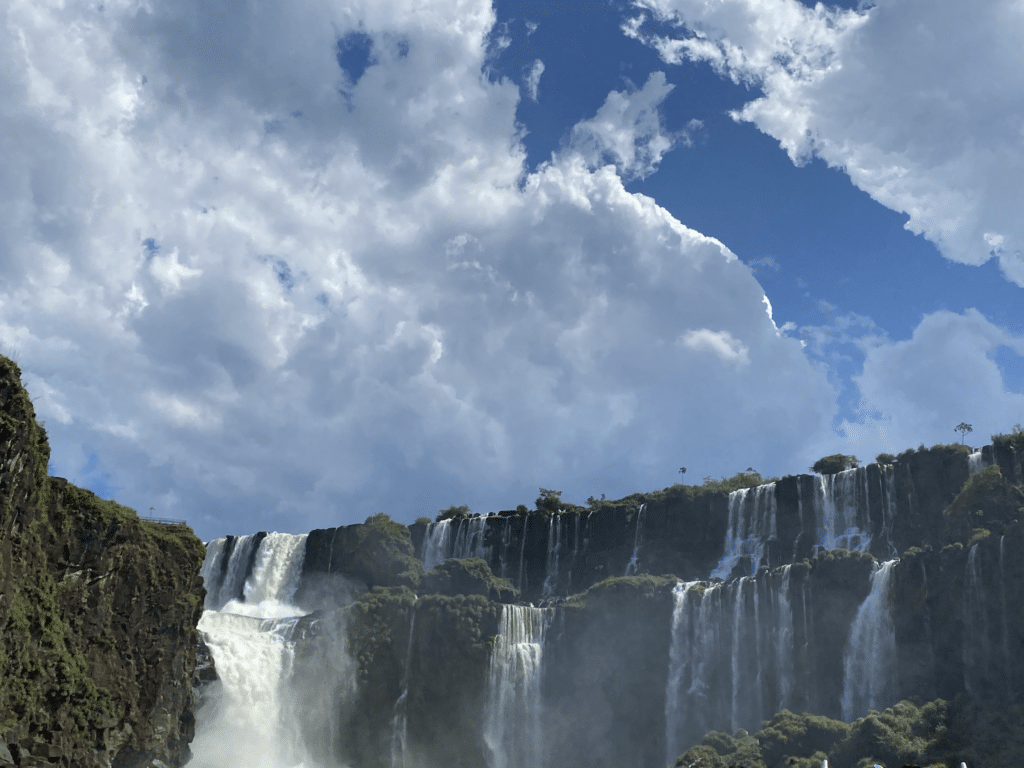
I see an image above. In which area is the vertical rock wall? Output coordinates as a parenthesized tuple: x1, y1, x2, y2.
(0, 357, 206, 768)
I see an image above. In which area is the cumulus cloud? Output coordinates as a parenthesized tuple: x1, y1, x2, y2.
(567, 71, 695, 181)
(624, 0, 1024, 285)
(847, 309, 1024, 448)
(0, 0, 843, 538)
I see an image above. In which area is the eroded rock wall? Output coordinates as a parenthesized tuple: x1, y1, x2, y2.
(0, 357, 205, 768)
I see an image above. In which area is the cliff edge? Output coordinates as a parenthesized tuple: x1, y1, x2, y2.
(0, 356, 206, 768)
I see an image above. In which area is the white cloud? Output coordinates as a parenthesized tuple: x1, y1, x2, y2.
(524, 58, 545, 102)
(835, 309, 1024, 456)
(625, 0, 1024, 285)
(678, 329, 750, 366)
(0, 0, 844, 538)
(567, 71, 692, 181)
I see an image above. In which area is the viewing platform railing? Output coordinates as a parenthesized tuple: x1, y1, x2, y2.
(142, 516, 189, 526)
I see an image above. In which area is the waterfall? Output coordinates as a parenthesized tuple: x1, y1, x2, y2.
(191, 533, 318, 768)
(452, 515, 489, 560)
(664, 568, 795, 758)
(391, 608, 416, 768)
(484, 605, 552, 768)
(771, 566, 795, 710)
(421, 519, 452, 573)
(518, 516, 530, 593)
(625, 504, 646, 576)
(967, 450, 990, 475)
(665, 581, 701, 765)
(200, 538, 228, 605)
(208, 534, 260, 609)
(841, 559, 897, 720)
(712, 484, 777, 579)
(962, 543, 991, 697)
(243, 533, 308, 608)
(882, 465, 898, 557)
(542, 513, 564, 597)
(999, 536, 1012, 701)
(498, 516, 513, 581)
(814, 469, 870, 552)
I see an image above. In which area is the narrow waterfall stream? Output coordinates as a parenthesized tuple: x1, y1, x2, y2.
(841, 559, 898, 720)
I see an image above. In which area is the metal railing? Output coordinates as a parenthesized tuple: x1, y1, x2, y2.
(142, 516, 189, 526)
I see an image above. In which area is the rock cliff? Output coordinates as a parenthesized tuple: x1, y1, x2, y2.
(0, 357, 206, 768)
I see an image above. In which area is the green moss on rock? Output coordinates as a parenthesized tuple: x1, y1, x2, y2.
(420, 557, 518, 602)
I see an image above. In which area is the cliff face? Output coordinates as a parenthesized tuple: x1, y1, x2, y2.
(0, 357, 206, 768)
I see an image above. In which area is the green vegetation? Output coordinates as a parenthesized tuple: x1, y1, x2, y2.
(414, 516, 432, 526)
(810, 454, 859, 474)
(993, 423, 1024, 455)
(348, 513, 423, 589)
(875, 453, 896, 464)
(535, 488, 585, 515)
(436, 504, 471, 522)
(566, 573, 677, 611)
(420, 557, 518, 602)
(955, 421, 974, 444)
(942, 464, 1024, 544)
(675, 696, 1024, 768)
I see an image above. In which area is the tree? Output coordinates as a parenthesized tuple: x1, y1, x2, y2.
(436, 504, 470, 522)
(810, 454, 859, 474)
(875, 453, 896, 465)
(535, 488, 562, 514)
(955, 422, 973, 444)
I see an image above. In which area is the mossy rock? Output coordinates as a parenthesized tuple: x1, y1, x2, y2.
(420, 557, 518, 602)
(942, 464, 1024, 544)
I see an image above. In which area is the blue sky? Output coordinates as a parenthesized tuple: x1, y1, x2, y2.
(1, 0, 1022, 541)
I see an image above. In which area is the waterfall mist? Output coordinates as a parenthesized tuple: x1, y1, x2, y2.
(191, 533, 357, 768)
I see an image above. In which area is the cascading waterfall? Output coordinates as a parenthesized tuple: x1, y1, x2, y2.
(814, 469, 870, 552)
(841, 559, 898, 720)
(205, 533, 260, 609)
(664, 568, 796, 759)
(625, 504, 646, 576)
(665, 581, 701, 766)
(962, 544, 992, 697)
(712, 484, 777, 579)
(452, 515, 489, 560)
(542, 513, 564, 597)
(968, 450, 990, 474)
(421, 519, 452, 573)
(999, 536, 1012, 701)
(244, 533, 308, 608)
(191, 532, 312, 768)
(484, 605, 552, 768)
(391, 608, 416, 768)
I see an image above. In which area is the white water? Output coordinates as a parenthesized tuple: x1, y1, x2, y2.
(664, 569, 796, 760)
(542, 513, 564, 597)
(484, 605, 552, 768)
(205, 534, 261, 609)
(962, 543, 990, 697)
(390, 609, 416, 768)
(841, 559, 897, 720)
(453, 516, 489, 560)
(421, 519, 452, 573)
(712, 484, 777, 579)
(814, 469, 871, 552)
(624, 504, 646, 576)
(665, 581, 701, 766)
(967, 450, 990, 475)
(190, 532, 320, 768)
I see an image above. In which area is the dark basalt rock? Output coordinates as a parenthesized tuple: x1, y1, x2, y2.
(0, 356, 205, 767)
